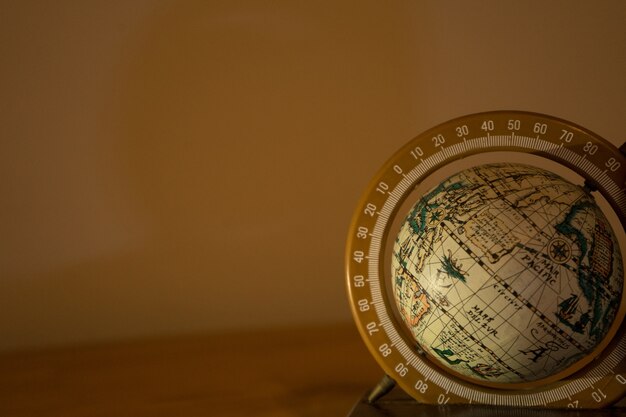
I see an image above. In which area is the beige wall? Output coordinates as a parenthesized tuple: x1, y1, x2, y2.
(1, 0, 625, 351)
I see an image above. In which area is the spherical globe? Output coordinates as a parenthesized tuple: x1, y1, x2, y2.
(392, 163, 624, 384)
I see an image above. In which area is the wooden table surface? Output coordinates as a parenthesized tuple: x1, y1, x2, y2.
(0, 324, 383, 417)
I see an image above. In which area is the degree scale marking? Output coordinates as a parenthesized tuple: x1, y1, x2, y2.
(364, 131, 626, 407)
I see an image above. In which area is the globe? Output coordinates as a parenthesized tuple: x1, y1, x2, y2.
(392, 162, 624, 384)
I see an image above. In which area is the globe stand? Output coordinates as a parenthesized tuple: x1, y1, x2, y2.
(347, 375, 626, 417)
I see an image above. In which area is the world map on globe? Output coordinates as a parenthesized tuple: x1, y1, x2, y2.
(392, 163, 624, 384)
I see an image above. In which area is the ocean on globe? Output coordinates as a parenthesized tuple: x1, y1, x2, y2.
(392, 163, 624, 384)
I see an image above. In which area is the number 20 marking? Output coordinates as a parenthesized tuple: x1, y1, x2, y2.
(432, 134, 445, 147)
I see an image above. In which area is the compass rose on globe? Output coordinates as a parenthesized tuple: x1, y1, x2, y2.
(548, 238, 571, 264)
(346, 111, 626, 409)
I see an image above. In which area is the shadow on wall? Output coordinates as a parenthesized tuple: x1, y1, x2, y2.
(1, 0, 423, 350)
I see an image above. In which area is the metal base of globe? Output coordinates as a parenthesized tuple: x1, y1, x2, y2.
(347, 376, 626, 417)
